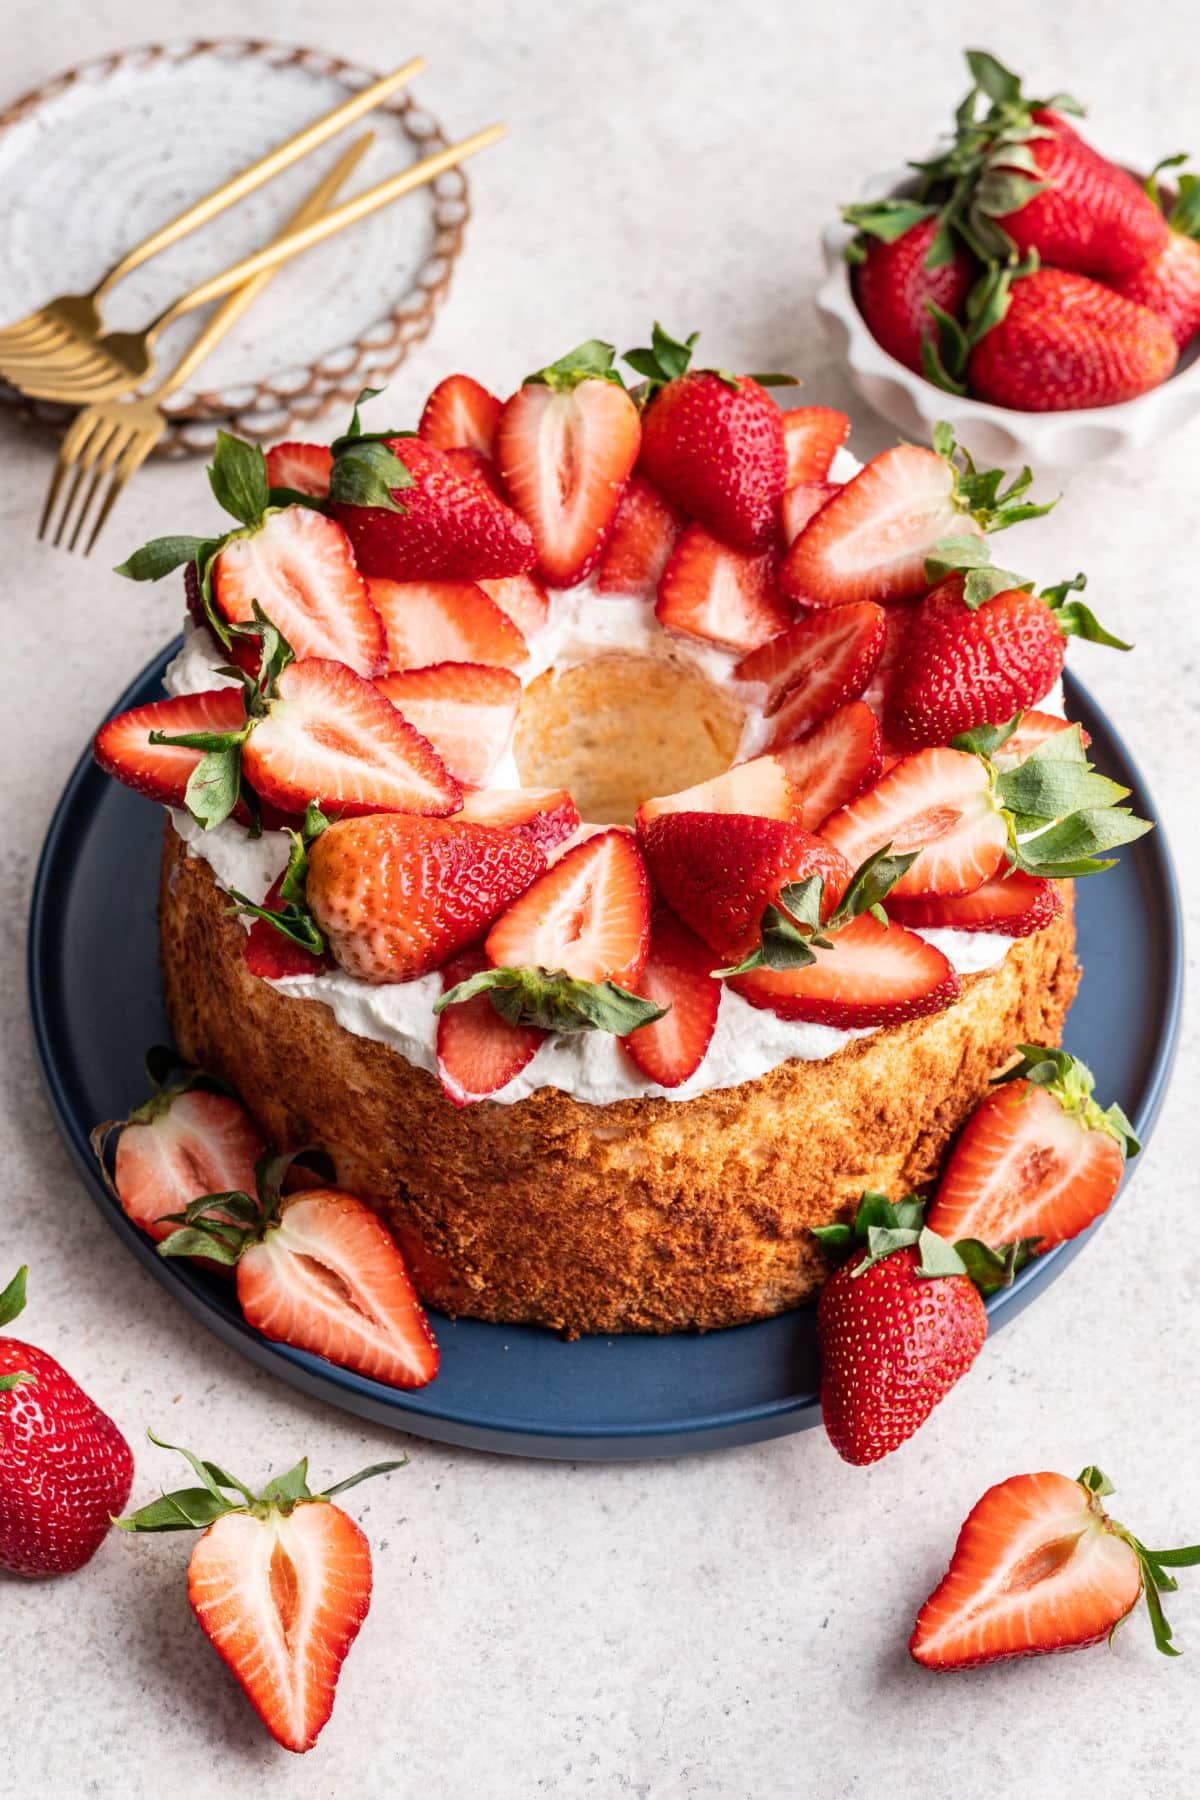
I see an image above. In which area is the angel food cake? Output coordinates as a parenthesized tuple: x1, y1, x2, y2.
(99, 328, 1147, 1334)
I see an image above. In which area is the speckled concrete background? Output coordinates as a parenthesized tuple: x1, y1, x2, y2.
(2, 3, 1198, 1795)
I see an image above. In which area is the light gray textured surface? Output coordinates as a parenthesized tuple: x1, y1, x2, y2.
(1, 3, 1198, 1795)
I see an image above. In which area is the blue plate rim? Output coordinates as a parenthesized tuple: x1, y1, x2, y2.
(26, 647, 1184, 1456)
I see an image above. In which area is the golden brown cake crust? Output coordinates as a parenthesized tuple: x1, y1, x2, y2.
(159, 824, 1080, 1336)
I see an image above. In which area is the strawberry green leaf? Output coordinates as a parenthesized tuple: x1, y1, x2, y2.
(1142, 152, 1189, 212)
(184, 745, 244, 832)
(261, 1459, 314, 1508)
(1041, 574, 1131, 650)
(920, 302, 969, 394)
(114, 535, 210, 582)
(964, 49, 1023, 107)
(208, 431, 270, 527)
(811, 1221, 856, 1260)
(0, 1266, 28, 1329)
(229, 889, 327, 957)
(914, 1226, 969, 1278)
(0, 1371, 35, 1392)
(435, 965, 666, 1035)
(527, 339, 625, 392)
(995, 1045, 1140, 1157)
(115, 1487, 236, 1532)
(320, 1458, 409, 1499)
(842, 198, 940, 243)
(949, 715, 1023, 759)
(953, 1235, 1041, 1295)
(624, 322, 699, 389)
(157, 1226, 245, 1266)
(1009, 806, 1152, 879)
(1170, 172, 1200, 240)
(329, 439, 413, 513)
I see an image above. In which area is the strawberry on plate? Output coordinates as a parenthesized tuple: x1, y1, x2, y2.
(419, 373, 502, 455)
(1113, 164, 1200, 351)
(846, 213, 975, 375)
(94, 689, 247, 807)
(306, 813, 546, 984)
(635, 754, 797, 830)
(656, 524, 793, 653)
(454, 786, 581, 853)
(630, 323, 792, 552)
(595, 474, 685, 595)
(887, 869, 1062, 937)
(773, 702, 883, 830)
(780, 406, 851, 483)
(242, 658, 462, 818)
(119, 1441, 406, 1752)
(814, 1192, 987, 1465)
(376, 661, 521, 789)
(1, 1267, 134, 1575)
(925, 1045, 1138, 1253)
(244, 872, 333, 979)
(435, 949, 546, 1105)
(485, 828, 651, 988)
(368, 576, 529, 671)
(910, 1465, 1200, 1668)
(780, 480, 839, 545)
(264, 441, 333, 498)
(477, 573, 550, 638)
(822, 747, 1008, 898)
(998, 709, 1088, 762)
(619, 908, 721, 1088)
(494, 340, 641, 587)
(212, 506, 385, 676)
(733, 603, 887, 739)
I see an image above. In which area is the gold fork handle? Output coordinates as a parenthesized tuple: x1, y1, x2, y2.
(148, 132, 375, 404)
(154, 124, 505, 329)
(96, 57, 425, 302)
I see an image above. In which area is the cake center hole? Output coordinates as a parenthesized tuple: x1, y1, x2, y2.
(512, 653, 747, 826)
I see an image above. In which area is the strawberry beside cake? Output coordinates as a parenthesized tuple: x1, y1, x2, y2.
(100, 327, 1149, 1334)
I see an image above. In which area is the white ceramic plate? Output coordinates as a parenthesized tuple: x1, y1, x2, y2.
(0, 40, 471, 454)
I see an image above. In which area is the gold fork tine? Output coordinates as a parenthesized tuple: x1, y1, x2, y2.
(38, 409, 106, 540)
(67, 421, 138, 552)
(52, 415, 125, 547)
(82, 429, 159, 557)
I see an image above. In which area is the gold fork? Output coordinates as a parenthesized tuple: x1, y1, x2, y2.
(38, 132, 374, 556)
(0, 58, 424, 371)
(4, 121, 505, 406)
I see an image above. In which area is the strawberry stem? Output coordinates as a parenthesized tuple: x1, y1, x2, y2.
(116, 1433, 407, 1532)
(1076, 1467, 1200, 1656)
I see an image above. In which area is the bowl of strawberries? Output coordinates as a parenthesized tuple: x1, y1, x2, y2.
(816, 49, 1200, 468)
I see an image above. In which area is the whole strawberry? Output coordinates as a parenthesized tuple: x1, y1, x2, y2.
(999, 108, 1169, 281)
(848, 213, 975, 374)
(0, 1268, 134, 1575)
(1112, 162, 1200, 351)
(629, 324, 793, 551)
(814, 1195, 987, 1465)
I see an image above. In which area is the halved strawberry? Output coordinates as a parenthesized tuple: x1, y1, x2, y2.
(245, 873, 333, 980)
(730, 911, 960, 1027)
(418, 374, 502, 455)
(619, 909, 721, 1087)
(635, 755, 796, 831)
(477, 573, 550, 638)
(495, 352, 641, 586)
(780, 480, 839, 545)
(656, 525, 793, 653)
(822, 748, 1007, 898)
(212, 506, 384, 676)
(733, 605, 887, 737)
(94, 688, 247, 806)
(595, 474, 685, 595)
(112, 1087, 266, 1245)
(887, 871, 1062, 937)
(376, 662, 521, 789)
(485, 828, 651, 987)
(331, 437, 536, 582)
(368, 576, 529, 671)
(773, 702, 884, 830)
(435, 950, 546, 1105)
(925, 1049, 1134, 1252)
(780, 445, 979, 607)
(999, 710, 1089, 762)
(242, 659, 461, 818)
(307, 814, 546, 983)
(264, 442, 333, 499)
(454, 786, 581, 853)
(639, 811, 851, 960)
(236, 1188, 438, 1386)
(780, 406, 850, 483)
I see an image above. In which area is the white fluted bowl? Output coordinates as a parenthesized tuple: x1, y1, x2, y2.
(816, 161, 1200, 471)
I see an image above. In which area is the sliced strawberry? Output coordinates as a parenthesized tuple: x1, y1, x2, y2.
(925, 1071, 1128, 1252)
(454, 786, 581, 853)
(639, 811, 851, 959)
(245, 874, 333, 979)
(237, 1188, 438, 1387)
(477, 573, 550, 638)
(821, 748, 1007, 898)
(887, 871, 1063, 937)
(595, 474, 685, 595)
(909, 1470, 1145, 1669)
(443, 446, 507, 500)
(376, 662, 520, 789)
(731, 912, 960, 1027)
(242, 659, 461, 818)
(780, 480, 839, 545)
(435, 950, 546, 1105)
(656, 524, 793, 653)
(619, 909, 721, 1087)
(485, 828, 651, 987)
(418, 373, 502, 455)
(635, 754, 796, 830)
(212, 506, 384, 676)
(734, 605, 886, 738)
(264, 442, 333, 499)
(999, 710, 1090, 762)
(94, 688, 247, 806)
(773, 702, 884, 830)
(862, 596, 921, 713)
(113, 1088, 266, 1245)
(331, 437, 536, 583)
(780, 406, 850, 483)
(495, 373, 641, 586)
(367, 576, 529, 671)
(780, 445, 978, 607)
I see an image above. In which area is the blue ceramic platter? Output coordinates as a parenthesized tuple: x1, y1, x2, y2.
(28, 647, 1182, 1460)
